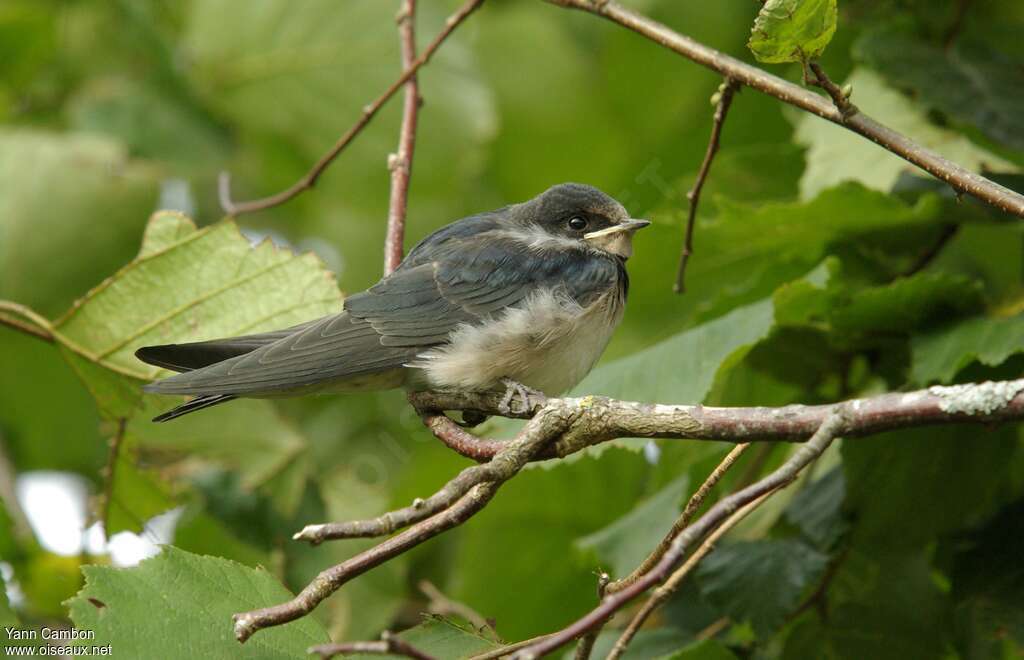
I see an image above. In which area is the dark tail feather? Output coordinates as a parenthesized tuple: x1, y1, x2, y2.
(152, 394, 237, 422)
(136, 343, 260, 374)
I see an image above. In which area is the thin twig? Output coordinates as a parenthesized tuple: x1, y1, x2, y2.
(544, 0, 1024, 218)
(419, 580, 498, 639)
(234, 403, 578, 643)
(310, 631, 435, 660)
(674, 78, 739, 293)
(219, 0, 484, 217)
(385, 0, 421, 275)
(512, 408, 847, 657)
(468, 634, 559, 660)
(0, 300, 54, 344)
(606, 443, 750, 595)
(607, 489, 775, 659)
(805, 61, 857, 118)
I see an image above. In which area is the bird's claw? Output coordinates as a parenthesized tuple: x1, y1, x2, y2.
(498, 378, 546, 416)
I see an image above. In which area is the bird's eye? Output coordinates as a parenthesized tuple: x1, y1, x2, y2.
(567, 216, 588, 231)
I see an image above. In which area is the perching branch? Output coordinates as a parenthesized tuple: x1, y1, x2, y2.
(309, 631, 435, 660)
(674, 78, 739, 294)
(545, 0, 1024, 219)
(233, 401, 581, 643)
(408, 379, 1024, 461)
(513, 408, 850, 657)
(218, 0, 484, 217)
(384, 0, 422, 275)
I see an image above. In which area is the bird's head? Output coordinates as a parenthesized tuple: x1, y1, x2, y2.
(514, 183, 650, 259)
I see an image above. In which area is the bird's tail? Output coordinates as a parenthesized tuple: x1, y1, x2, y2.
(151, 394, 237, 422)
(136, 322, 314, 422)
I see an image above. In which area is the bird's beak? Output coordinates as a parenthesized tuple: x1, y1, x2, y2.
(583, 218, 651, 240)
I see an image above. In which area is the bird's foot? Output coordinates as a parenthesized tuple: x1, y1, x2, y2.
(498, 378, 547, 416)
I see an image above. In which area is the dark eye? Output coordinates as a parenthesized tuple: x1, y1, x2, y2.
(567, 216, 588, 231)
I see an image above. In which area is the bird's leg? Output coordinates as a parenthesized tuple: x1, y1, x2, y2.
(498, 378, 547, 416)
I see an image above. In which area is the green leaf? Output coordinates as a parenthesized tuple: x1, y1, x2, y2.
(842, 425, 1019, 547)
(53, 210, 342, 389)
(680, 183, 943, 321)
(348, 617, 499, 659)
(103, 450, 177, 536)
(576, 474, 690, 579)
(453, 448, 650, 640)
(784, 467, 848, 550)
(949, 498, 1024, 654)
(855, 23, 1024, 151)
(125, 397, 310, 517)
(696, 539, 830, 637)
(911, 313, 1024, 384)
(748, 0, 838, 64)
(67, 546, 328, 658)
(792, 68, 1018, 199)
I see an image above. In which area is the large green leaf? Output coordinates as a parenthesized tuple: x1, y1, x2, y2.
(842, 426, 1019, 547)
(748, 0, 837, 64)
(53, 210, 342, 390)
(453, 448, 650, 640)
(675, 183, 943, 321)
(47, 211, 342, 522)
(576, 474, 690, 579)
(911, 313, 1024, 384)
(856, 23, 1024, 151)
(792, 69, 1018, 199)
(696, 539, 829, 638)
(67, 546, 328, 658)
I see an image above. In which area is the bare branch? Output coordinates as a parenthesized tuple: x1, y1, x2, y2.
(0, 300, 54, 344)
(606, 443, 750, 595)
(674, 78, 739, 293)
(607, 488, 774, 659)
(234, 402, 579, 643)
(408, 379, 1024, 461)
(310, 631, 435, 660)
(544, 0, 1024, 218)
(513, 408, 850, 657)
(385, 0, 421, 275)
(219, 0, 484, 217)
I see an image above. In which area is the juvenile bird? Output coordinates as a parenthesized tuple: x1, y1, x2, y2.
(138, 183, 649, 422)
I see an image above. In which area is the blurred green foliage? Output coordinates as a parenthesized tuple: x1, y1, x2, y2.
(1, 0, 1023, 657)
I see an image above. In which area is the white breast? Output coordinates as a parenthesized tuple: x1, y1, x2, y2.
(411, 286, 624, 395)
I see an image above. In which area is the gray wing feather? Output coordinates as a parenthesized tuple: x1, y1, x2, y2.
(143, 234, 622, 397)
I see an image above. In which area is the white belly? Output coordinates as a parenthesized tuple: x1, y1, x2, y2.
(412, 287, 624, 395)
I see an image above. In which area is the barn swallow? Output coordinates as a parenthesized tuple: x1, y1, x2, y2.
(137, 183, 649, 422)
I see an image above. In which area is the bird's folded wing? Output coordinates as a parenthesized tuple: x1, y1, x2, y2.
(144, 237, 620, 396)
